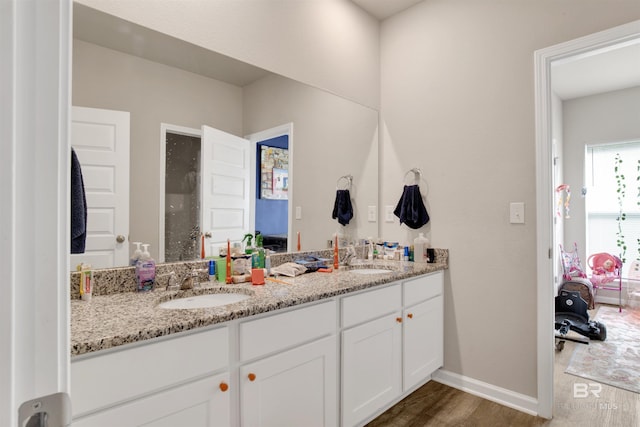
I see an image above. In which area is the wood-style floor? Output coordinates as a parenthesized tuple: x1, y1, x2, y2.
(367, 304, 640, 427)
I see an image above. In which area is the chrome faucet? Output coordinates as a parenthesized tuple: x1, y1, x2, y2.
(341, 245, 358, 266)
(158, 271, 179, 291)
(181, 268, 207, 290)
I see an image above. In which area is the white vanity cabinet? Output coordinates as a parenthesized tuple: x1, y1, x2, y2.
(341, 271, 444, 427)
(69, 270, 443, 427)
(238, 300, 338, 427)
(71, 326, 230, 427)
(402, 272, 444, 392)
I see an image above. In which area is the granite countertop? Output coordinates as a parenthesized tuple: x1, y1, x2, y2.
(71, 260, 447, 357)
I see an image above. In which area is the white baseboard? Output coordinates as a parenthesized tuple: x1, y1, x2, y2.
(594, 295, 624, 306)
(432, 369, 539, 416)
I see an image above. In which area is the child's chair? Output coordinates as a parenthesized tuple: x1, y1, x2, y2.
(559, 243, 587, 281)
(587, 252, 623, 312)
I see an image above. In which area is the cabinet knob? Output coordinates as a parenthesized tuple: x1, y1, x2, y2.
(248, 373, 256, 382)
(396, 317, 402, 323)
(407, 313, 414, 319)
(219, 382, 229, 392)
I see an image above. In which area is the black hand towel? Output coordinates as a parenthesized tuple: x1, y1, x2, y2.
(332, 189, 353, 226)
(393, 184, 429, 229)
(71, 148, 88, 254)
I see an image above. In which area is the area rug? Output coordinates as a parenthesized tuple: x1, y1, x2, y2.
(565, 305, 640, 394)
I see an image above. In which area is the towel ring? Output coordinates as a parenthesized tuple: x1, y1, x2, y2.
(337, 174, 353, 190)
(403, 168, 422, 184)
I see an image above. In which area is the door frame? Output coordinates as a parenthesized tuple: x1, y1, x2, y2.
(159, 123, 202, 263)
(246, 123, 294, 251)
(534, 19, 640, 418)
(1, 0, 72, 424)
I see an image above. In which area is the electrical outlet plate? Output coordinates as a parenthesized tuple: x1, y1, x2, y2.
(385, 205, 394, 222)
(295, 206, 302, 220)
(367, 206, 376, 222)
(510, 202, 525, 224)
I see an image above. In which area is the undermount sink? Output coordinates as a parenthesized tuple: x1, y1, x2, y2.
(348, 268, 394, 275)
(158, 293, 251, 309)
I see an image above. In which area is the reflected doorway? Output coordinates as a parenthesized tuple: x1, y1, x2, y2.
(164, 131, 201, 262)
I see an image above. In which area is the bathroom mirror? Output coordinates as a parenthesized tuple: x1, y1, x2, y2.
(71, 3, 379, 269)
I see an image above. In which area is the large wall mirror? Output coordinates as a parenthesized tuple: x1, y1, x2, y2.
(71, 3, 379, 270)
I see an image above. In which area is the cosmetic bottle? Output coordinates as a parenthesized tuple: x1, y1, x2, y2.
(135, 244, 156, 291)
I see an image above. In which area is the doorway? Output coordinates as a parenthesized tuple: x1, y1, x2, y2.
(163, 131, 202, 262)
(535, 19, 640, 418)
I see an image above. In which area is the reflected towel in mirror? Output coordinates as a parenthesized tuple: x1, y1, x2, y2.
(332, 189, 353, 226)
(71, 148, 87, 253)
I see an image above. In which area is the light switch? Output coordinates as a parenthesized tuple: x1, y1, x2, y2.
(385, 206, 394, 222)
(510, 202, 525, 224)
(295, 206, 302, 220)
(367, 206, 377, 222)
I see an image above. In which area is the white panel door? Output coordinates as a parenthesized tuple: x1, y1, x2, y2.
(403, 296, 444, 391)
(201, 125, 250, 257)
(240, 336, 337, 427)
(71, 106, 130, 269)
(342, 313, 402, 427)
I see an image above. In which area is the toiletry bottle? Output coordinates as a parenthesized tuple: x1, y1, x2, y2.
(333, 234, 339, 269)
(256, 233, 265, 268)
(130, 242, 142, 266)
(217, 249, 227, 283)
(208, 259, 216, 282)
(226, 239, 233, 284)
(135, 244, 156, 291)
(414, 233, 429, 263)
(77, 263, 93, 301)
(265, 252, 271, 277)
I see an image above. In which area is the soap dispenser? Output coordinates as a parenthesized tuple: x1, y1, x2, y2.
(413, 233, 430, 264)
(130, 242, 142, 266)
(135, 244, 156, 291)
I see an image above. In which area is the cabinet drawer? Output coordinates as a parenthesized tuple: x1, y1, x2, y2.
(72, 372, 231, 427)
(403, 271, 443, 306)
(239, 300, 336, 361)
(71, 326, 228, 417)
(341, 283, 401, 328)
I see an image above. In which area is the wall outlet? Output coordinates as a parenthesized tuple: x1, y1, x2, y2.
(295, 206, 302, 220)
(510, 202, 525, 224)
(367, 206, 377, 222)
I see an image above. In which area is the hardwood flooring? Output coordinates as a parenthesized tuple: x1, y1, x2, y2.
(367, 304, 640, 427)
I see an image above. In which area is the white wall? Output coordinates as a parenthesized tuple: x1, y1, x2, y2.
(380, 0, 640, 398)
(76, 0, 380, 110)
(73, 39, 244, 259)
(563, 86, 640, 263)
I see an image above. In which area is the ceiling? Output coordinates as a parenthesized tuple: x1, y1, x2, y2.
(552, 40, 640, 100)
(76, 1, 639, 101)
(350, 0, 424, 20)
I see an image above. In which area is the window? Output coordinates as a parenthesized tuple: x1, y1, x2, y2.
(585, 141, 640, 270)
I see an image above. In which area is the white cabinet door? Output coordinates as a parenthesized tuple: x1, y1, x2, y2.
(240, 335, 337, 427)
(342, 312, 402, 427)
(403, 295, 444, 391)
(72, 372, 231, 427)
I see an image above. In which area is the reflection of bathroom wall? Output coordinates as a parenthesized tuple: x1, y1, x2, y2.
(165, 133, 201, 262)
(244, 73, 379, 249)
(73, 39, 243, 260)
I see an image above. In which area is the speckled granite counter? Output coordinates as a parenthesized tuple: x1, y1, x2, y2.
(71, 256, 447, 357)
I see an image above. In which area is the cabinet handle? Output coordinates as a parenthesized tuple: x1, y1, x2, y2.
(407, 313, 414, 319)
(396, 317, 402, 323)
(248, 373, 256, 382)
(219, 382, 229, 392)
